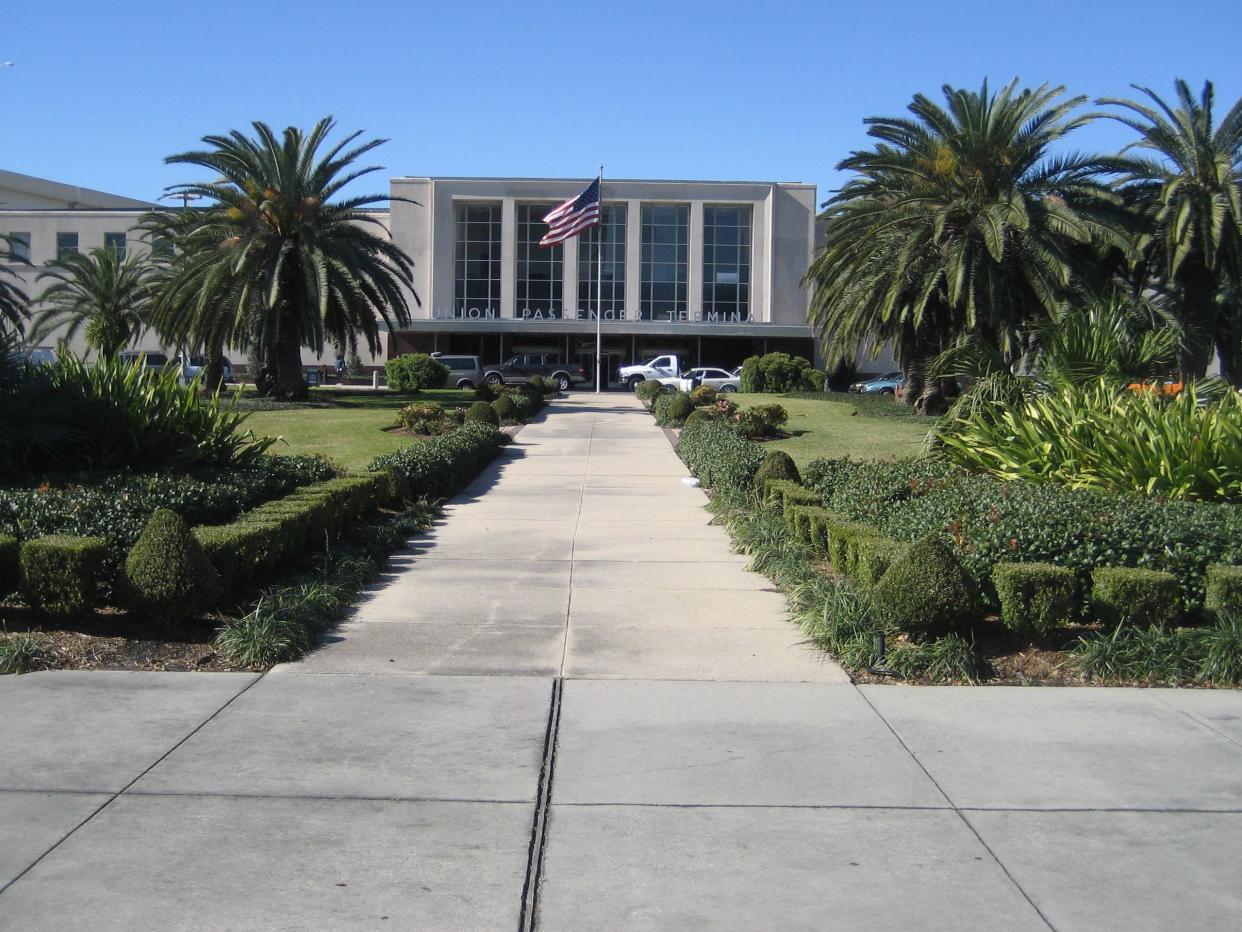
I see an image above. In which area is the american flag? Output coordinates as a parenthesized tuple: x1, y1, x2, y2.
(540, 177, 601, 246)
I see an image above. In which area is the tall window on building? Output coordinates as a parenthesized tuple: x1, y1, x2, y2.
(56, 232, 79, 261)
(516, 204, 562, 316)
(702, 206, 751, 322)
(6, 232, 30, 262)
(640, 204, 688, 320)
(578, 205, 626, 316)
(454, 202, 502, 317)
(104, 232, 127, 257)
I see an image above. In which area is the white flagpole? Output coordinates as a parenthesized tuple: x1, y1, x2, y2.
(595, 166, 604, 393)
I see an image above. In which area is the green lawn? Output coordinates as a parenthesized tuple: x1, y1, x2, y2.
(731, 392, 932, 464)
(240, 388, 475, 471)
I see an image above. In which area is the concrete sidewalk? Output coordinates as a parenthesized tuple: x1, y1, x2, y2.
(2, 393, 1241, 930)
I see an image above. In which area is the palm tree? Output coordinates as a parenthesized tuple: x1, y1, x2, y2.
(1099, 80, 1242, 382)
(0, 233, 30, 336)
(31, 247, 154, 359)
(149, 118, 417, 400)
(804, 80, 1133, 412)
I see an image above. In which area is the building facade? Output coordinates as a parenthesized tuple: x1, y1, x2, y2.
(387, 177, 818, 382)
(2, 171, 856, 381)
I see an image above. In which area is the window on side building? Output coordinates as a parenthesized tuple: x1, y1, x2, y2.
(516, 204, 562, 317)
(104, 232, 127, 258)
(454, 202, 502, 318)
(6, 232, 30, 262)
(578, 204, 626, 317)
(702, 206, 751, 322)
(56, 232, 79, 261)
(640, 204, 688, 321)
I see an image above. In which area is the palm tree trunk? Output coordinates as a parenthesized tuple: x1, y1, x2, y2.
(1178, 263, 1218, 380)
(272, 313, 307, 401)
(203, 339, 226, 393)
(1217, 314, 1241, 388)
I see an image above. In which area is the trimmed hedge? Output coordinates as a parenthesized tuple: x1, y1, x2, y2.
(676, 418, 764, 491)
(635, 379, 664, 402)
(784, 504, 836, 552)
(492, 394, 518, 422)
(873, 537, 981, 633)
(803, 456, 1242, 611)
(370, 424, 505, 501)
(854, 535, 910, 587)
(125, 510, 221, 623)
(763, 479, 819, 510)
(1205, 564, 1242, 616)
(1091, 566, 1181, 629)
(993, 562, 1077, 635)
(194, 475, 390, 591)
(754, 451, 800, 490)
(20, 535, 108, 617)
(466, 401, 500, 426)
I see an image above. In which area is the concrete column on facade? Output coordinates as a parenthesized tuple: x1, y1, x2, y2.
(688, 201, 704, 323)
(625, 199, 642, 321)
(500, 198, 516, 317)
(563, 233, 578, 320)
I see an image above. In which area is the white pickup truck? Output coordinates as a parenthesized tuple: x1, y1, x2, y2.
(618, 354, 683, 390)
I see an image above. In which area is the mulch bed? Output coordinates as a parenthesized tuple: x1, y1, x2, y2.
(1, 605, 251, 672)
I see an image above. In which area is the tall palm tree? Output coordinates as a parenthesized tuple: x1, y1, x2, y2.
(31, 247, 154, 359)
(1099, 80, 1242, 382)
(0, 233, 30, 336)
(149, 118, 417, 400)
(804, 80, 1133, 411)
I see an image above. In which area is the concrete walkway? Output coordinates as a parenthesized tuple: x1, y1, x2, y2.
(2, 393, 1241, 930)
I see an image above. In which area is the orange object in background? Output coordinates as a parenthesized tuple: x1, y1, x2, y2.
(1127, 380, 1184, 395)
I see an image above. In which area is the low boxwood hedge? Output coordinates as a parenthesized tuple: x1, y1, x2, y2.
(20, 535, 108, 617)
(764, 479, 819, 510)
(992, 562, 1078, 635)
(1092, 566, 1182, 629)
(803, 456, 1242, 611)
(370, 424, 505, 500)
(675, 418, 764, 492)
(1205, 564, 1242, 617)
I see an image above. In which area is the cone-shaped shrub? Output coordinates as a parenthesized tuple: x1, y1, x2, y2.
(492, 394, 518, 422)
(873, 537, 980, 633)
(465, 401, 499, 426)
(125, 509, 220, 623)
(753, 450, 800, 490)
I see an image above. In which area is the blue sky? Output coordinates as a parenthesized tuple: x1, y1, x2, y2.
(3, 0, 1239, 206)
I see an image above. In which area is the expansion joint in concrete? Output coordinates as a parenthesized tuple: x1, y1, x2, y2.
(519, 676, 563, 932)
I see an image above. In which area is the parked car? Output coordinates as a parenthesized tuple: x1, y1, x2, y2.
(849, 371, 904, 395)
(172, 354, 234, 383)
(483, 354, 587, 391)
(20, 346, 57, 368)
(618, 354, 683, 389)
(117, 351, 171, 372)
(431, 353, 484, 389)
(677, 367, 740, 393)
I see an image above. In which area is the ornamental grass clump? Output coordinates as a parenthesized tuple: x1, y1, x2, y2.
(124, 509, 221, 623)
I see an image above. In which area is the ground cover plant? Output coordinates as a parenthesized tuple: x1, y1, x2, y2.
(1, 416, 511, 672)
(676, 414, 1242, 686)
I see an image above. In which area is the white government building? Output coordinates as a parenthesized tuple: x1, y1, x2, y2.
(1, 168, 891, 383)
